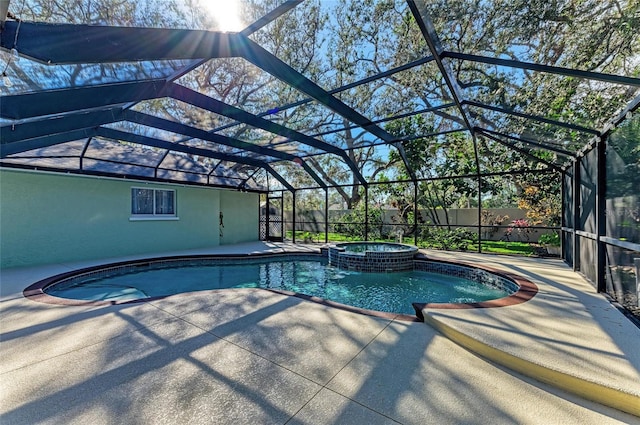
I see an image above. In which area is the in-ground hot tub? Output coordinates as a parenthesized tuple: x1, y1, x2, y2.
(328, 242, 418, 272)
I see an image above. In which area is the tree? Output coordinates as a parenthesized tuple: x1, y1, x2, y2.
(607, 113, 640, 199)
(13, 0, 640, 206)
(606, 113, 640, 242)
(302, 0, 413, 208)
(515, 175, 562, 227)
(384, 115, 482, 227)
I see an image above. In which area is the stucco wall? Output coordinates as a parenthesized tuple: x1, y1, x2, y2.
(0, 169, 258, 268)
(219, 190, 259, 244)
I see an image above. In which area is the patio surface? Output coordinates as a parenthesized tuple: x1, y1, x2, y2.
(1, 241, 639, 424)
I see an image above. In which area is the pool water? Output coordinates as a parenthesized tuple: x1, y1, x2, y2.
(46, 258, 512, 315)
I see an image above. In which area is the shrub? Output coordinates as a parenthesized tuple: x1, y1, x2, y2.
(333, 205, 384, 240)
(505, 218, 532, 242)
(420, 227, 477, 251)
(481, 210, 510, 239)
(538, 233, 560, 246)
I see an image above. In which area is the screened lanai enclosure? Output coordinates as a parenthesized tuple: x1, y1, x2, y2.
(1, 0, 639, 319)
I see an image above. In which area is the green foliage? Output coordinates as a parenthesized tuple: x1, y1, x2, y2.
(418, 227, 477, 251)
(20, 0, 640, 221)
(515, 174, 562, 227)
(385, 117, 484, 226)
(480, 241, 535, 256)
(538, 233, 560, 246)
(607, 114, 640, 199)
(333, 202, 384, 240)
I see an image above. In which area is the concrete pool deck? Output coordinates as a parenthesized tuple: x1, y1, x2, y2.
(1, 241, 639, 424)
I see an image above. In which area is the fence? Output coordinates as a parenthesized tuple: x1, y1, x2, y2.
(282, 207, 556, 246)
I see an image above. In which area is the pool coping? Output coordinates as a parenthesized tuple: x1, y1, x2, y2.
(411, 253, 538, 319)
(22, 251, 537, 323)
(22, 252, 326, 307)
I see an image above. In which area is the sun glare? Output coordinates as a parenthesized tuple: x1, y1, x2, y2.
(202, 0, 245, 32)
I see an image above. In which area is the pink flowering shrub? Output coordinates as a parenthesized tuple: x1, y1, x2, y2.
(505, 218, 532, 242)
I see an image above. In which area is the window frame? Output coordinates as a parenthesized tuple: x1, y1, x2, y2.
(130, 187, 179, 221)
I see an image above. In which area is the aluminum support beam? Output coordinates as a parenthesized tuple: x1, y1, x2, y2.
(325, 189, 329, 243)
(0, 107, 125, 145)
(79, 136, 92, 170)
(309, 104, 458, 139)
(292, 190, 296, 243)
(476, 130, 564, 173)
(573, 159, 581, 272)
(407, 1, 474, 132)
(0, 79, 167, 120)
(208, 55, 436, 133)
(235, 37, 414, 182)
(463, 100, 599, 136)
(239, 0, 303, 36)
(124, 110, 326, 188)
(97, 127, 294, 191)
(479, 128, 575, 157)
(0, 21, 243, 63)
(413, 181, 418, 246)
(124, 110, 294, 161)
(1, 128, 96, 157)
(444, 51, 640, 88)
(364, 186, 369, 241)
(596, 137, 607, 292)
(472, 133, 483, 253)
(167, 83, 354, 187)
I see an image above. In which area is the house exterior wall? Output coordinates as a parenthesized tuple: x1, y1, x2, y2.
(219, 190, 259, 244)
(0, 169, 258, 268)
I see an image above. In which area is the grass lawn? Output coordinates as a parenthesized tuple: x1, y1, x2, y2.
(290, 231, 400, 243)
(479, 241, 536, 255)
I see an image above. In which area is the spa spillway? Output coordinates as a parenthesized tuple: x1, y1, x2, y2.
(327, 242, 418, 272)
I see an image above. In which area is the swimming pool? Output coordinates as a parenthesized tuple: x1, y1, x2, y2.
(29, 254, 530, 317)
